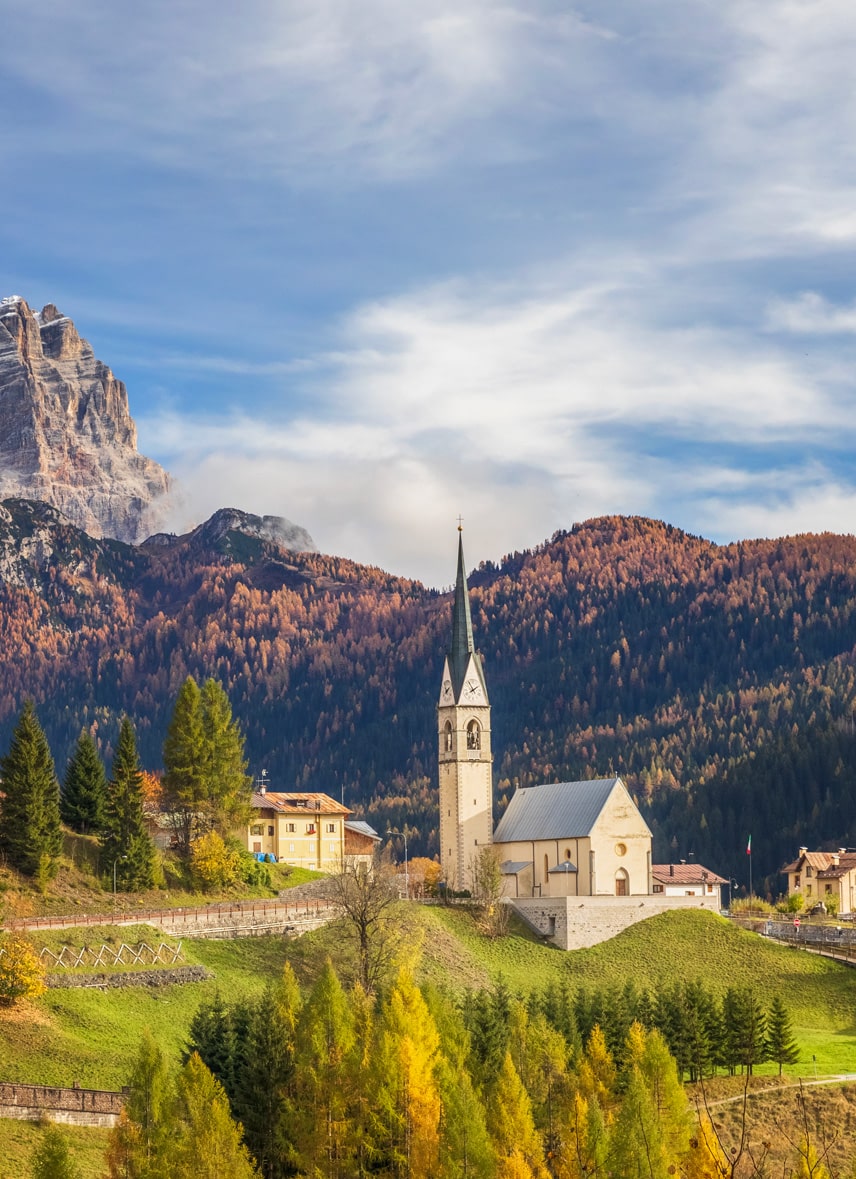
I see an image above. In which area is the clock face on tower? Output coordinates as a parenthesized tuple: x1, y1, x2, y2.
(464, 678, 480, 700)
(441, 678, 454, 704)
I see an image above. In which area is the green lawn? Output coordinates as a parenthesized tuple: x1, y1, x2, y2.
(0, 1120, 110, 1179)
(419, 906, 856, 1076)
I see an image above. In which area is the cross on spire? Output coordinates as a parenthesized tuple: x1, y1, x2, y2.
(457, 514, 464, 532)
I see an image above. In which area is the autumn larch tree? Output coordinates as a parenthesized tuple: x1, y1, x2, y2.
(61, 729, 107, 835)
(0, 700, 63, 882)
(101, 716, 156, 891)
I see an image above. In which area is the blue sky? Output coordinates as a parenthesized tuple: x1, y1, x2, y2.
(4, 1, 856, 585)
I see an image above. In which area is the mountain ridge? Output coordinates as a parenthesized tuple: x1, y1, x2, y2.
(0, 503, 854, 887)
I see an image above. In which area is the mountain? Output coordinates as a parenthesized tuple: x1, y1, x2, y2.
(1, 506, 856, 888)
(0, 296, 171, 543)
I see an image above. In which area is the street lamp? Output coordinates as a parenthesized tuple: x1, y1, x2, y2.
(386, 827, 409, 900)
(113, 856, 128, 908)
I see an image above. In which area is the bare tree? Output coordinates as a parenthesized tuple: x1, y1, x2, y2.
(469, 845, 509, 938)
(329, 853, 401, 994)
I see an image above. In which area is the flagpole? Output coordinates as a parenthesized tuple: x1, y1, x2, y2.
(748, 835, 753, 914)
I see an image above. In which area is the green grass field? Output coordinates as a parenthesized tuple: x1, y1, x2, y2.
(2, 905, 856, 1176)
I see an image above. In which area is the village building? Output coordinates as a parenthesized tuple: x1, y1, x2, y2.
(247, 791, 351, 871)
(344, 818, 383, 868)
(782, 846, 856, 913)
(651, 861, 727, 904)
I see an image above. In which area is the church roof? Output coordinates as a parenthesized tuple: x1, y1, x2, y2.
(493, 777, 631, 843)
(448, 531, 488, 702)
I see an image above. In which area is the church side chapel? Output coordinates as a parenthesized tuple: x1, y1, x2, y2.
(438, 528, 653, 900)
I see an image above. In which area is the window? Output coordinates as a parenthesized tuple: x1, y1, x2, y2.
(653, 884, 664, 893)
(444, 721, 453, 752)
(825, 884, 832, 894)
(806, 866, 812, 878)
(795, 874, 801, 887)
(326, 823, 336, 833)
(250, 824, 263, 835)
(253, 841, 261, 853)
(615, 842, 627, 857)
(806, 884, 812, 896)
(467, 720, 481, 750)
(565, 848, 572, 861)
(289, 843, 295, 853)
(268, 826, 274, 836)
(287, 822, 295, 833)
(329, 842, 336, 853)
(306, 823, 316, 833)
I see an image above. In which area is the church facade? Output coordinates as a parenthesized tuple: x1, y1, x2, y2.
(438, 530, 653, 899)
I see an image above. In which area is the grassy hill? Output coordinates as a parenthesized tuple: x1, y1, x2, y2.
(2, 907, 856, 1175)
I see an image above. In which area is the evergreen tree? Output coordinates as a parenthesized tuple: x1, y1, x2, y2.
(186, 992, 235, 1096)
(29, 1125, 82, 1179)
(101, 716, 156, 891)
(0, 700, 63, 880)
(232, 966, 301, 1179)
(200, 677, 252, 834)
(765, 995, 800, 1077)
(610, 1024, 690, 1179)
(61, 730, 107, 835)
(161, 677, 206, 856)
(162, 677, 252, 855)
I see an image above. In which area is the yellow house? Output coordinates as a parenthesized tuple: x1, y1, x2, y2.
(493, 776, 652, 900)
(783, 846, 856, 913)
(247, 791, 349, 871)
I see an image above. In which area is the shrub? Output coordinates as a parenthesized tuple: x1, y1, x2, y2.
(787, 892, 804, 914)
(234, 843, 272, 889)
(190, 832, 242, 890)
(0, 934, 46, 1005)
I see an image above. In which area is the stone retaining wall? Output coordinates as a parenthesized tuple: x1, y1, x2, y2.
(512, 893, 721, 950)
(46, 965, 212, 989)
(0, 1082, 123, 1127)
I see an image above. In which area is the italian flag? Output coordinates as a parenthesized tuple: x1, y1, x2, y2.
(746, 835, 752, 855)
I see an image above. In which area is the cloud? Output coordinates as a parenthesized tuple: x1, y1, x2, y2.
(138, 264, 856, 584)
(767, 292, 856, 335)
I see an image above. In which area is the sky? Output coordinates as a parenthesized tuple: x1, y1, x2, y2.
(4, 1, 856, 586)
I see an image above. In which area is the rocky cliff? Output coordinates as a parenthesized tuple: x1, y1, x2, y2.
(0, 295, 172, 543)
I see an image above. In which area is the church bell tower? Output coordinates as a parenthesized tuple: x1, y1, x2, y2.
(438, 527, 493, 890)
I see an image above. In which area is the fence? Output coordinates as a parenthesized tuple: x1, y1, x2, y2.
(3, 898, 336, 936)
(741, 917, 856, 963)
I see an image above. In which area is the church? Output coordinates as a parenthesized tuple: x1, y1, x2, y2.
(438, 528, 653, 899)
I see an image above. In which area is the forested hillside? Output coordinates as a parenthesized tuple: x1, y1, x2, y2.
(2, 500, 856, 888)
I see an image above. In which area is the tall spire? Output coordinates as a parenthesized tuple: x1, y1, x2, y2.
(447, 527, 488, 701)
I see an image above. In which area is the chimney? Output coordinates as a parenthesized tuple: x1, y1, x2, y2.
(833, 852, 840, 867)
(670, 864, 674, 876)
(799, 846, 807, 856)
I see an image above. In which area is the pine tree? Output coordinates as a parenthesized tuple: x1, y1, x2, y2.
(0, 700, 63, 880)
(765, 994, 800, 1077)
(186, 993, 235, 1096)
(61, 729, 107, 835)
(232, 966, 302, 1179)
(200, 678, 252, 835)
(101, 717, 156, 891)
(30, 1124, 82, 1179)
(161, 677, 206, 856)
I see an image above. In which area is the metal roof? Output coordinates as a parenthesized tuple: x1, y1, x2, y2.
(500, 860, 532, 875)
(493, 777, 630, 843)
(548, 861, 578, 874)
(344, 819, 381, 840)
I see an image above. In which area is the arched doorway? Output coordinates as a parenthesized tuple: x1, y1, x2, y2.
(615, 868, 629, 897)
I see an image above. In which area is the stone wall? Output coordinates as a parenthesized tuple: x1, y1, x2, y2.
(47, 965, 212, 989)
(512, 893, 721, 950)
(0, 1081, 123, 1127)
